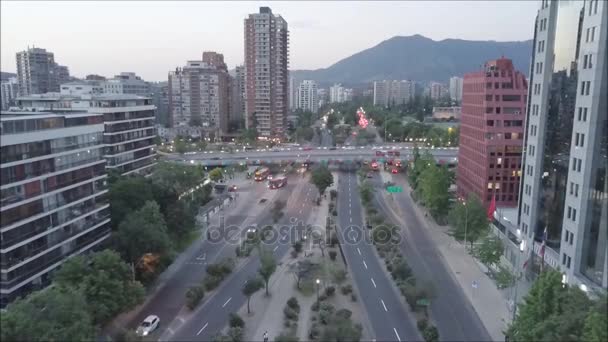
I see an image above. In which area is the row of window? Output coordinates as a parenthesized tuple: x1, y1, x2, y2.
(588, 0, 600, 16)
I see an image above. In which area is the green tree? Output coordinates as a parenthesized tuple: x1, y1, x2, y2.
(507, 270, 592, 341)
(448, 195, 488, 249)
(113, 201, 173, 265)
(165, 200, 196, 241)
(582, 296, 608, 342)
(54, 250, 145, 325)
(242, 277, 264, 314)
(473, 233, 504, 268)
(0, 287, 95, 341)
(109, 176, 155, 228)
(175, 138, 187, 154)
(320, 311, 363, 342)
(258, 250, 277, 296)
(418, 163, 450, 219)
(310, 166, 334, 196)
(359, 181, 374, 204)
(209, 167, 224, 182)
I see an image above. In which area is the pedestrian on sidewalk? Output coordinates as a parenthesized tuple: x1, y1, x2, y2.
(263, 331, 269, 342)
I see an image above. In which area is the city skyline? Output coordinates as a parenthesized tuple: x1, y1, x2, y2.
(1, 1, 538, 81)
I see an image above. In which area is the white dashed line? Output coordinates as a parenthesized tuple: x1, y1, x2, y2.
(177, 317, 185, 323)
(363, 260, 368, 269)
(350, 217, 352, 223)
(371, 278, 377, 288)
(273, 246, 279, 251)
(394, 328, 401, 341)
(357, 248, 361, 255)
(381, 299, 388, 312)
(222, 297, 232, 308)
(197, 322, 209, 336)
(167, 328, 174, 335)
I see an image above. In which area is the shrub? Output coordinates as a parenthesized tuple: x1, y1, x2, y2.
(324, 286, 336, 297)
(318, 293, 328, 302)
(332, 209, 337, 217)
(340, 284, 353, 295)
(391, 260, 412, 281)
(229, 313, 244, 328)
(292, 241, 303, 254)
(329, 233, 339, 247)
(284, 306, 298, 320)
(417, 318, 429, 331)
(204, 275, 223, 291)
(227, 327, 243, 342)
(330, 189, 338, 200)
(335, 309, 352, 320)
(319, 309, 332, 325)
(329, 250, 337, 261)
(185, 285, 206, 310)
(287, 297, 300, 312)
(309, 322, 321, 340)
(311, 301, 320, 311)
(423, 325, 439, 342)
(351, 293, 358, 302)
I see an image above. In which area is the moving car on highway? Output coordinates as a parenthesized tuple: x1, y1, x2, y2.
(136, 315, 160, 337)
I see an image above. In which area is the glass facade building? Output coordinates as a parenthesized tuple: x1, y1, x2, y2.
(0, 111, 110, 307)
(519, 0, 607, 291)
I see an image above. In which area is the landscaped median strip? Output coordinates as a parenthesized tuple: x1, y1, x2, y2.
(358, 178, 440, 342)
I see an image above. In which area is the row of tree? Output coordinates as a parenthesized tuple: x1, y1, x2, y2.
(408, 148, 452, 221)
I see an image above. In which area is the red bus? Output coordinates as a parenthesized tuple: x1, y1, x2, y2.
(254, 167, 270, 181)
(268, 174, 288, 189)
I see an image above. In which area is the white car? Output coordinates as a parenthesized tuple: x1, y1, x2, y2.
(136, 315, 160, 336)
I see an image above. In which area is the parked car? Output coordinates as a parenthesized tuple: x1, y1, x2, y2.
(391, 168, 399, 174)
(136, 315, 160, 337)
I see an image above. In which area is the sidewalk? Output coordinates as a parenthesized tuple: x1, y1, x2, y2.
(401, 180, 510, 341)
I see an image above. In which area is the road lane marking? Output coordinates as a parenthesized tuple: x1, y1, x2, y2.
(381, 299, 388, 312)
(273, 246, 279, 252)
(222, 297, 232, 308)
(394, 328, 401, 341)
(371, 278, 377, 288)
(299, 209, 303, 214)
(243, 280, 248, 285)
(363, 260, 368, 269)
(350, 217, 352, 223)
(167, 328, 174, 335)
(357, 248, 361, 255)
(196, 322, 209, 336)
(177, 317, 185, 323)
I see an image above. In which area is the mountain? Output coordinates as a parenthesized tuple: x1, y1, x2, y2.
(291, 34, 533, 85)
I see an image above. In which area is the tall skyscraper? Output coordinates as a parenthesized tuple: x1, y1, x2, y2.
(429, 81, 446, 100)
(229, 66, 246, 128)
(1, 77, 19, 110)
(456, 57, 528, 208)
(1, 110, 110, 307)
(449, 76, 464, 102)
(15, 47, 70, 96)
(517, 0, 607, 290)
(168, 55, 230, 135)
(244, 7, 289, 138)
(296, 80, 318, 113)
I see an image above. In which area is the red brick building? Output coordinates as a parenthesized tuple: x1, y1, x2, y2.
(456, 58, 528, 207)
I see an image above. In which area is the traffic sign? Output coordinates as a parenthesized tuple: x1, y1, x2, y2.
(416, 298, 430, 306)
(386, 186, 403, 193)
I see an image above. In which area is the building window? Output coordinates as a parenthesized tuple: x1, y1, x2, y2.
(567, 256, 572, 269)
(563, 253, 567, 265)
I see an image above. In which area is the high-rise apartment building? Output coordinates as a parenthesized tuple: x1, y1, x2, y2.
(429, 81, 446, 100)
(449, 76, 464, 102)
(168, 57, 230, 135)
(1, 77, 19, 110)
(296, 80, 318, 113)
(16, 47, 70, 96)
(373, 80, 414, 107)
(517, 0, 607, 290)
(16, 86, 157, 175)
(456, 57, 528, 208)
(329, 83, 353, 104)
(244, 7, 289, 138)
(229, 66, 246, 127)
(289, 76, 296, 110)
(0, 110, 110, 307)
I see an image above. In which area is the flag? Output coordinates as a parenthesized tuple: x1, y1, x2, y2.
(487, 194, 496, 220)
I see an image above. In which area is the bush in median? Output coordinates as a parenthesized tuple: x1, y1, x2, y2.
(185, 285, 205, 310)
(229, 312, 245, 328)
(204, 275, 223, 291)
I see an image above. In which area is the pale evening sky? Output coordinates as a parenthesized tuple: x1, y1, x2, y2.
(1, 1, 539, 82)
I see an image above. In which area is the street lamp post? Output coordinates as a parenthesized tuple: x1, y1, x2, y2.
(316, 279, 321, 302)
(512, 240, 525, 321)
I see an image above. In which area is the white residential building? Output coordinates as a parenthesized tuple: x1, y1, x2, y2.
(1, 77, 19, 110)
(296, 80, 318, 113)
(449, 76, 463, 102)
(373, 80, 415, 107)
(329, 83, 353, 104)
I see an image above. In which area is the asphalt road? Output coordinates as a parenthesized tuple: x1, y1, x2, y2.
(371, 172, 492, 341)
(335, 171, 421, 342)
(168, 176, 319, 341)
(124, 181, 271, 335)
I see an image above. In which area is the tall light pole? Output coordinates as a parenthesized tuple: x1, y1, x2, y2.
(512, 239, 525, 322)
(463, 200, 469, 251)
(316, 279, 321, 302)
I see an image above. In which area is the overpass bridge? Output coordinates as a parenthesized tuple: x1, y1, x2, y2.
(160, 145, 459, 167)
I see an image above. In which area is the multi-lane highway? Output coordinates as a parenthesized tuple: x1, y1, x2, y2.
(335, 171, 421, 341)
(166, 176, 319, 341)
(370, 173, 492, 341)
